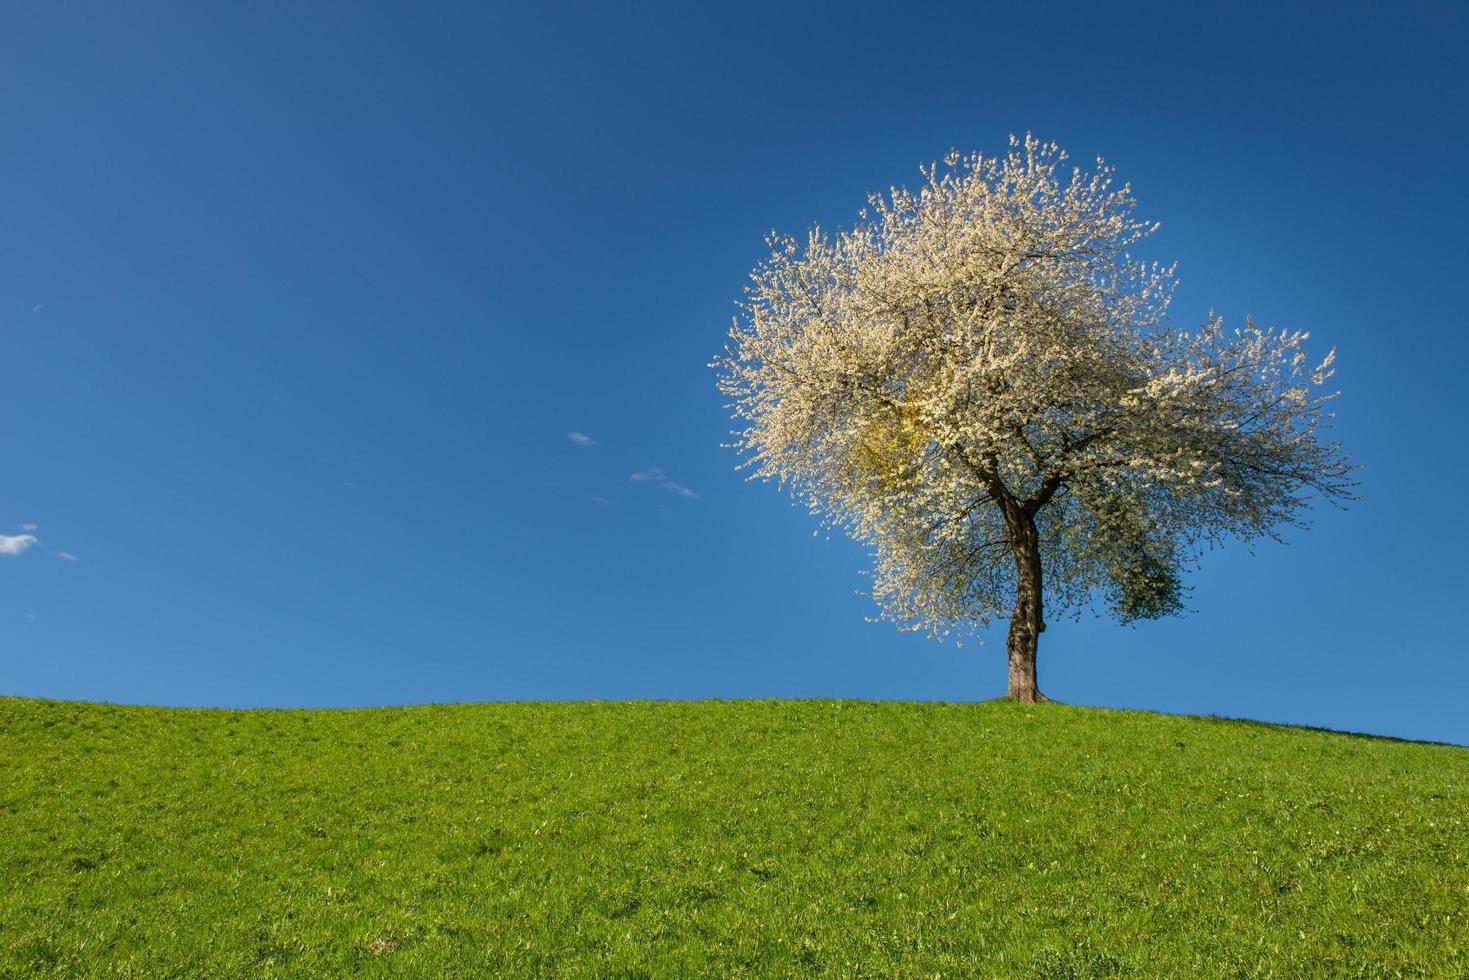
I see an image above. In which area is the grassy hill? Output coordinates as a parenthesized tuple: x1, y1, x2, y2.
(2, 697, 1465, 977)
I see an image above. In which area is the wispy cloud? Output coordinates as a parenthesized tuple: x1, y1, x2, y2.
(590, 496, 611, 505)
(55, 551, 78, 562)
(20, 523, 38, 531)
(567, 431, 597, 447)
(629, 466, 699, 500)
(0, 534, 38, 557)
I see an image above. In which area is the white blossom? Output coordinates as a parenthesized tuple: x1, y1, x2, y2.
(713, 136, 1353, 691)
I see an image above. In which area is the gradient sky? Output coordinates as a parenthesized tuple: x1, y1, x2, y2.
(3, 1, 1466, 743)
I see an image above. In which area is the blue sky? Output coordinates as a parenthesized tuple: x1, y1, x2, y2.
(3, 1, 1466, 743)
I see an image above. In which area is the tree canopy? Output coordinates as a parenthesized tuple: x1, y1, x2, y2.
(714, 136, 1353, 700)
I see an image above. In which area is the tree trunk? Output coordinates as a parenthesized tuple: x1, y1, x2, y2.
(1005, 511, 1047, 703)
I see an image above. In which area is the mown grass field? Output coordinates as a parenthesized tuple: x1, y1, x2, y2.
(2, 697, 1465, 977)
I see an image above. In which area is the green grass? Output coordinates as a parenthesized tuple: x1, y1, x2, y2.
(2, 697, 1466, 977)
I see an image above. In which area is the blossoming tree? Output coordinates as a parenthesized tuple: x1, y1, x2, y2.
(714, 136, 1353, 702)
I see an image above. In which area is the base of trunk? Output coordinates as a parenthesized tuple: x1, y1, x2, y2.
(1005, 649, 1046, 704)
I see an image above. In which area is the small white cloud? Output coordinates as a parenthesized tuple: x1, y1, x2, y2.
(590, 496, 611, 505)
(55, 551, 78, 562)
(20, 523, 38, 531)
(567, 431, 597, 447)
(630, 466, 698, 500)
(32, 305, 43, 314)
(0, 534, 38, 556)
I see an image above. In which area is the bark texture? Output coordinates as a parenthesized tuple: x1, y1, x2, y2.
(1005, 512, 1047, 703)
